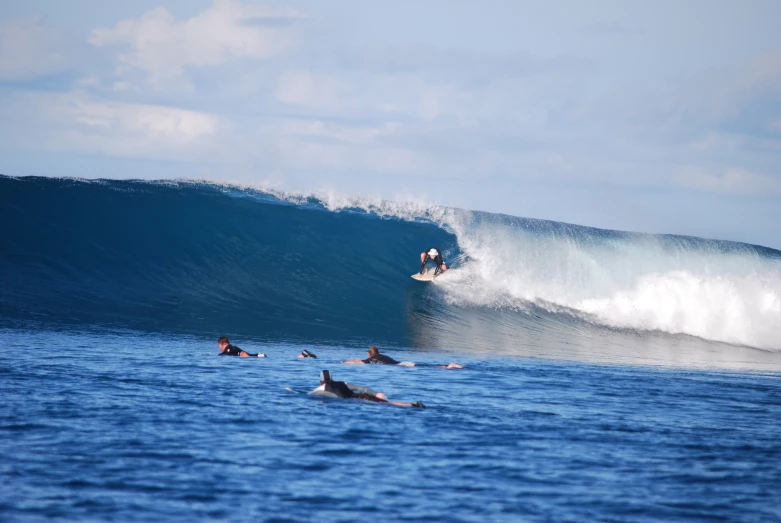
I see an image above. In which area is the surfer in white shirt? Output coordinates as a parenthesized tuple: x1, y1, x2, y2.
(420, 248, 448, 277)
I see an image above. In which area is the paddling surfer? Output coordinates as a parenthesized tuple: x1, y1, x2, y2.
(311, 370, 425, 408)
(344, 346, 400, 365)
(217, 336, 266, 358)
(343, 346, 463, 369)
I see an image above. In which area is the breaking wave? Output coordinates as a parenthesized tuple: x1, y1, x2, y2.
(2, 175, 780, 351)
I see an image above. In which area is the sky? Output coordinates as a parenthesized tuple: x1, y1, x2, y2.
(1, 0, 781, 248)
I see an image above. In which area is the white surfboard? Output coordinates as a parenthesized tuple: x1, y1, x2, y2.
(411, 272, 436, 281)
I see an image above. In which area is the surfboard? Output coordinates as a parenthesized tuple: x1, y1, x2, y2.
(411, 272, 436, 281)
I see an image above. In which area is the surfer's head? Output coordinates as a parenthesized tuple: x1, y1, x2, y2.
(428, 248, 438, 258)
(368, 346, 380, 357)
(218, 336, 229, 351)
(320, 370, 332, 384)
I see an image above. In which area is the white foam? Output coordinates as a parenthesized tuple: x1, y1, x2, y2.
(577, 271, 781, 349)
(436, 215, 781, 351)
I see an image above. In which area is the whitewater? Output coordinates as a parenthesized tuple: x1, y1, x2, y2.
(2, 175, 781, 522)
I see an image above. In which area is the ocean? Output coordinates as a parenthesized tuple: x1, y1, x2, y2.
(2, 175, 780, 521)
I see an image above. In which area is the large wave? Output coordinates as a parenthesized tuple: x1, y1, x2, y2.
(2, 175, 780, 352)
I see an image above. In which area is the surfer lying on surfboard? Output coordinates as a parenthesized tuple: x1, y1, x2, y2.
(310, 370, 425, 408)
(217, 336, 266, 357)
(420, 248, 448, 277)
(342, 346, 463, 369)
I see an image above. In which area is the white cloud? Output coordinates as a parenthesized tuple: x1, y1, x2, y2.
(90, 0, 301, 90)
(277, 119, 403, 146)
(275, 71, 350, 109)
(674, 165, 781, 195)
(676, 47, 781, 124)
(64, 98, 218, 142)
(0, 91, 225, 162)
(274, 69, 476, 122)
(255, 117, 430, 174)
(0, 17, 73, 81)
(418, 84, 468, 121)
(274, 137, 429, 175)
(740, 47, 781, 93)
(687, 133, 744, 153)
(685, 131, 781, 158)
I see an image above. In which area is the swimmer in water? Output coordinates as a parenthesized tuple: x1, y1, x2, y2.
(297, 349, 317, 359)
(342, 346, 463, 369)
(217, 336, 266, 357)
(311, 370, 425, 408)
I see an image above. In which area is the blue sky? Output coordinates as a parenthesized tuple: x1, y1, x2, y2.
(2, 1, 781, 248)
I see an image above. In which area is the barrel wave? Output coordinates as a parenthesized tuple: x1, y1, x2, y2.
(2, 175, 780, 353)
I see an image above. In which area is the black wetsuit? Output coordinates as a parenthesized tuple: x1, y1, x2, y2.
(324, 380, 355, 399)
(362, 354, 400, 365)
(220, 344, 260, 357)
(421, 248, 446, 276)
(324, 381, 387, 403)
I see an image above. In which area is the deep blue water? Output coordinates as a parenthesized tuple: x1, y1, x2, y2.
(2, 176, 781, 521)
(2, 330, 780, 522)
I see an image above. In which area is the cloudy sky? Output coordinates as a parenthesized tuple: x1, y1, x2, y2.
(2, 0, 781, 248)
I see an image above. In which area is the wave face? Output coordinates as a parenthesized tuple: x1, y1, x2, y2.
(0, 176, 456, 345)
(2, 176, 781, 352)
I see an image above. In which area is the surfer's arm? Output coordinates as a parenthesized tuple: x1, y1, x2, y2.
(236, 349, 265, 357)
(342, 359, 366, 364)
(374, 392, 423, 408)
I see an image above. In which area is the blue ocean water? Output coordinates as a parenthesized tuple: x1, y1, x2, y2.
(2, 176, 781, 521)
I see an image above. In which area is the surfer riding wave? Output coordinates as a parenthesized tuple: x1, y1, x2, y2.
(420, 248, 448, 277)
